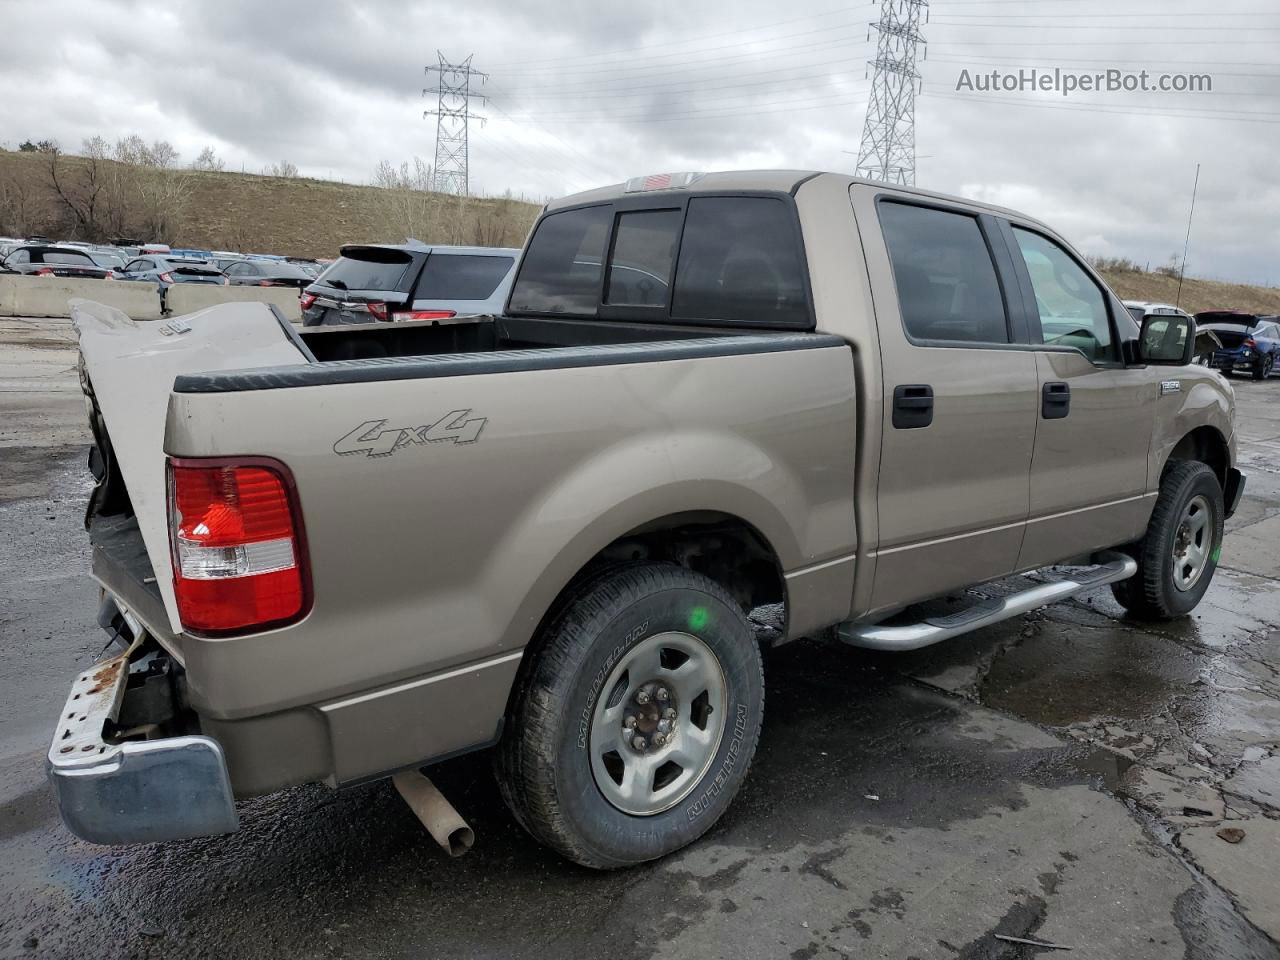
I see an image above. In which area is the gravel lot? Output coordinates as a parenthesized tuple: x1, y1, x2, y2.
(1, 315, 1278, 959)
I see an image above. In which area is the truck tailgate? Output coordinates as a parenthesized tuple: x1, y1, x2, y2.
(71, 299, 311, 637)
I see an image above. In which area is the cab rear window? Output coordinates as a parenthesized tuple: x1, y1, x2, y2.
(671, 197, 808, 326)
(508, 206, 611, 316)
(509, 195, 810, 327)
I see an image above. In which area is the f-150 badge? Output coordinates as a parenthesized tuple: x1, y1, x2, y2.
(334, 411, 486, 458)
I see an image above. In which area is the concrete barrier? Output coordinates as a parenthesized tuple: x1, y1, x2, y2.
(0, 275, 162, 320)
(165, 284, 303, 322)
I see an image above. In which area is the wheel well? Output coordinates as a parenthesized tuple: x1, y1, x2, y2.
(1166, 426, 1228, 487)
(587, 511, 785, 614)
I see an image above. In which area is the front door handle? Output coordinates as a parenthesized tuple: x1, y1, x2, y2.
(893, 384, 934, 429)
(1042, 381, 1071, 419)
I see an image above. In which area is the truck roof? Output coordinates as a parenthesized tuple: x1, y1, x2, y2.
(545, 170, 1050, 231)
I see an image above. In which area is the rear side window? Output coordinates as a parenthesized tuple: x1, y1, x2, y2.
(671, 197, 808, 326)
(415, 254, 514, 301)
(509, 205, 611, 316)
(605, 209, 681, 307)
(1012, 227, 1115, 362)
(879, 202, 1009, 344)
(42, 251, 96, 265)
(323, 248, 414, 292)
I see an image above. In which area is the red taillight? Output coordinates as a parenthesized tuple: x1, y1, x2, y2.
(1244, 338, 1257, 348)
(365, 301, 389, 322)
(104, 271, 116, 280)
(391, 309, 457, 323)
(258, 279, 275, 287)
(300, 292, 317, 310)
(167, 458, 310, 636)
(159, 271, 174, 283)
(35, 267, 55, 276)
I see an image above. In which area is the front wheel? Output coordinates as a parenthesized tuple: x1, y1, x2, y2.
(496, 563, 765, 869)
(1111, 461, 1224, 620)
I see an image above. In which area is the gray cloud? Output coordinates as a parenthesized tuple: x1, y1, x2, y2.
(2, 0, 1277, 282)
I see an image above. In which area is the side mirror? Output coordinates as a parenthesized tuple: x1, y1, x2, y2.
(1137, 313, 1195, 366)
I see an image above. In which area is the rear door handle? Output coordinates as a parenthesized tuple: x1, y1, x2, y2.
(1042, 381, 1071, 419)
(893, 384, 934, 429)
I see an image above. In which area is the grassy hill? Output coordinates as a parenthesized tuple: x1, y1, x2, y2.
(2, 149, 1277, 314)
(1093, 265, 1280, 317)
(0, 150, 540, 256)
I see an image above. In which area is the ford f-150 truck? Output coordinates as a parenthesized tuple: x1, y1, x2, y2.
(51, 170, 1244, 869)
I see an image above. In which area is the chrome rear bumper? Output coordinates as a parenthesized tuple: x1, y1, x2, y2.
(47, 651, 239, 845)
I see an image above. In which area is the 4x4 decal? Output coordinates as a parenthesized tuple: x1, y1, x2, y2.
(334, 410, 486, 458)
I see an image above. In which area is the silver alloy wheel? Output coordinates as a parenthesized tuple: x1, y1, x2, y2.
(1171, 493, 1213, 592)
(588, 631, 728, 816)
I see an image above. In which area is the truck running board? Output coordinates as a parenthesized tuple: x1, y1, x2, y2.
(838, 552, 1138, 652)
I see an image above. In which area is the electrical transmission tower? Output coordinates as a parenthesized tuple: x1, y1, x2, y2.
(854, 0, 929, 186)
(424, 52, 486, 195)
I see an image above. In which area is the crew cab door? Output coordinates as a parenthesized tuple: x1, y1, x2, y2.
(1000, 221, 1156, 568)
(861, 194, 1039, 611)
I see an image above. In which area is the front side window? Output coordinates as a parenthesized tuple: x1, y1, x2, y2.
(508, 205, 611, 316)
(7, 250, 30, 265)
(671, 197, 808, 326)
(878, 202, 1009, 344)
(1013, 228, 1115, 362)
(605, 209, 680, 307)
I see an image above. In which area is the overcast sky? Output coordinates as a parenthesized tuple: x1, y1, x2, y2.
(3, 0, 1278, 283)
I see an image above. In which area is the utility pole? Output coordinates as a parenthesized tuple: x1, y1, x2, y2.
(424, 53, 486, 196)
(855, 0, 929, 186)
(1176, 163, 1201, 309)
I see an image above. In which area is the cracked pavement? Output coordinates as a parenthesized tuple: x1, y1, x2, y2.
(1, 317, 1279, 959)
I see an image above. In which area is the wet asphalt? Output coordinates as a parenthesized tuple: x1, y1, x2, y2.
(1, 316, 1279, 959)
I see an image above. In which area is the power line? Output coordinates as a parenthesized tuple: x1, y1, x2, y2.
(498, 4, 860, 66)
(931, 89, 1280, 123)
(500, 27, 871, 77)
(485, 62, 868, 104)
(857, 0, 929, 186)
(496, 92, 870, 126)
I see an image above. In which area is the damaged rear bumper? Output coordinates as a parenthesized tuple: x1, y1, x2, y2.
(46, 650, 239, 845)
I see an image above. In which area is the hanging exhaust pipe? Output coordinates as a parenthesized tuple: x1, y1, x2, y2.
(392, 770, 475, 857)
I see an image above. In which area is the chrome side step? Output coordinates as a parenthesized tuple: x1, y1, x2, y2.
(838, 552, 1138, 652)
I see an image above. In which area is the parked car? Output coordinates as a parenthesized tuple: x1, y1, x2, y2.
(86, 249, 128, 272)
(301, 243, 519, 326)
(285, 257, 324, 278)
(60, 170, 1241, 870)
(118, 254, 227, 287)
(0, 244, 114, 279)
(221, 258, 314, 290)
(212, 252, 247, 272)
(1196, 311, 1280, 379)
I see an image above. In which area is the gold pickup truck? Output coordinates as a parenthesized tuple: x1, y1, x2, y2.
(50, 170, 1243, 869)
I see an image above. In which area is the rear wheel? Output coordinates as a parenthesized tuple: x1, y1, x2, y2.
(1255, 355, 1275, 380)
(496, 563, 764, 869)
(1111, 461, 1224, 620)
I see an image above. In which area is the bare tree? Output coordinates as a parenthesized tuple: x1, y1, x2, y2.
(148, 140, 180, 169)
(371, 157, 436, 241)
(42, 140, 113, 239)
(192, 146, 225, 172)
(0, 174, 45, 237)
(268, 161, 299, 178)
